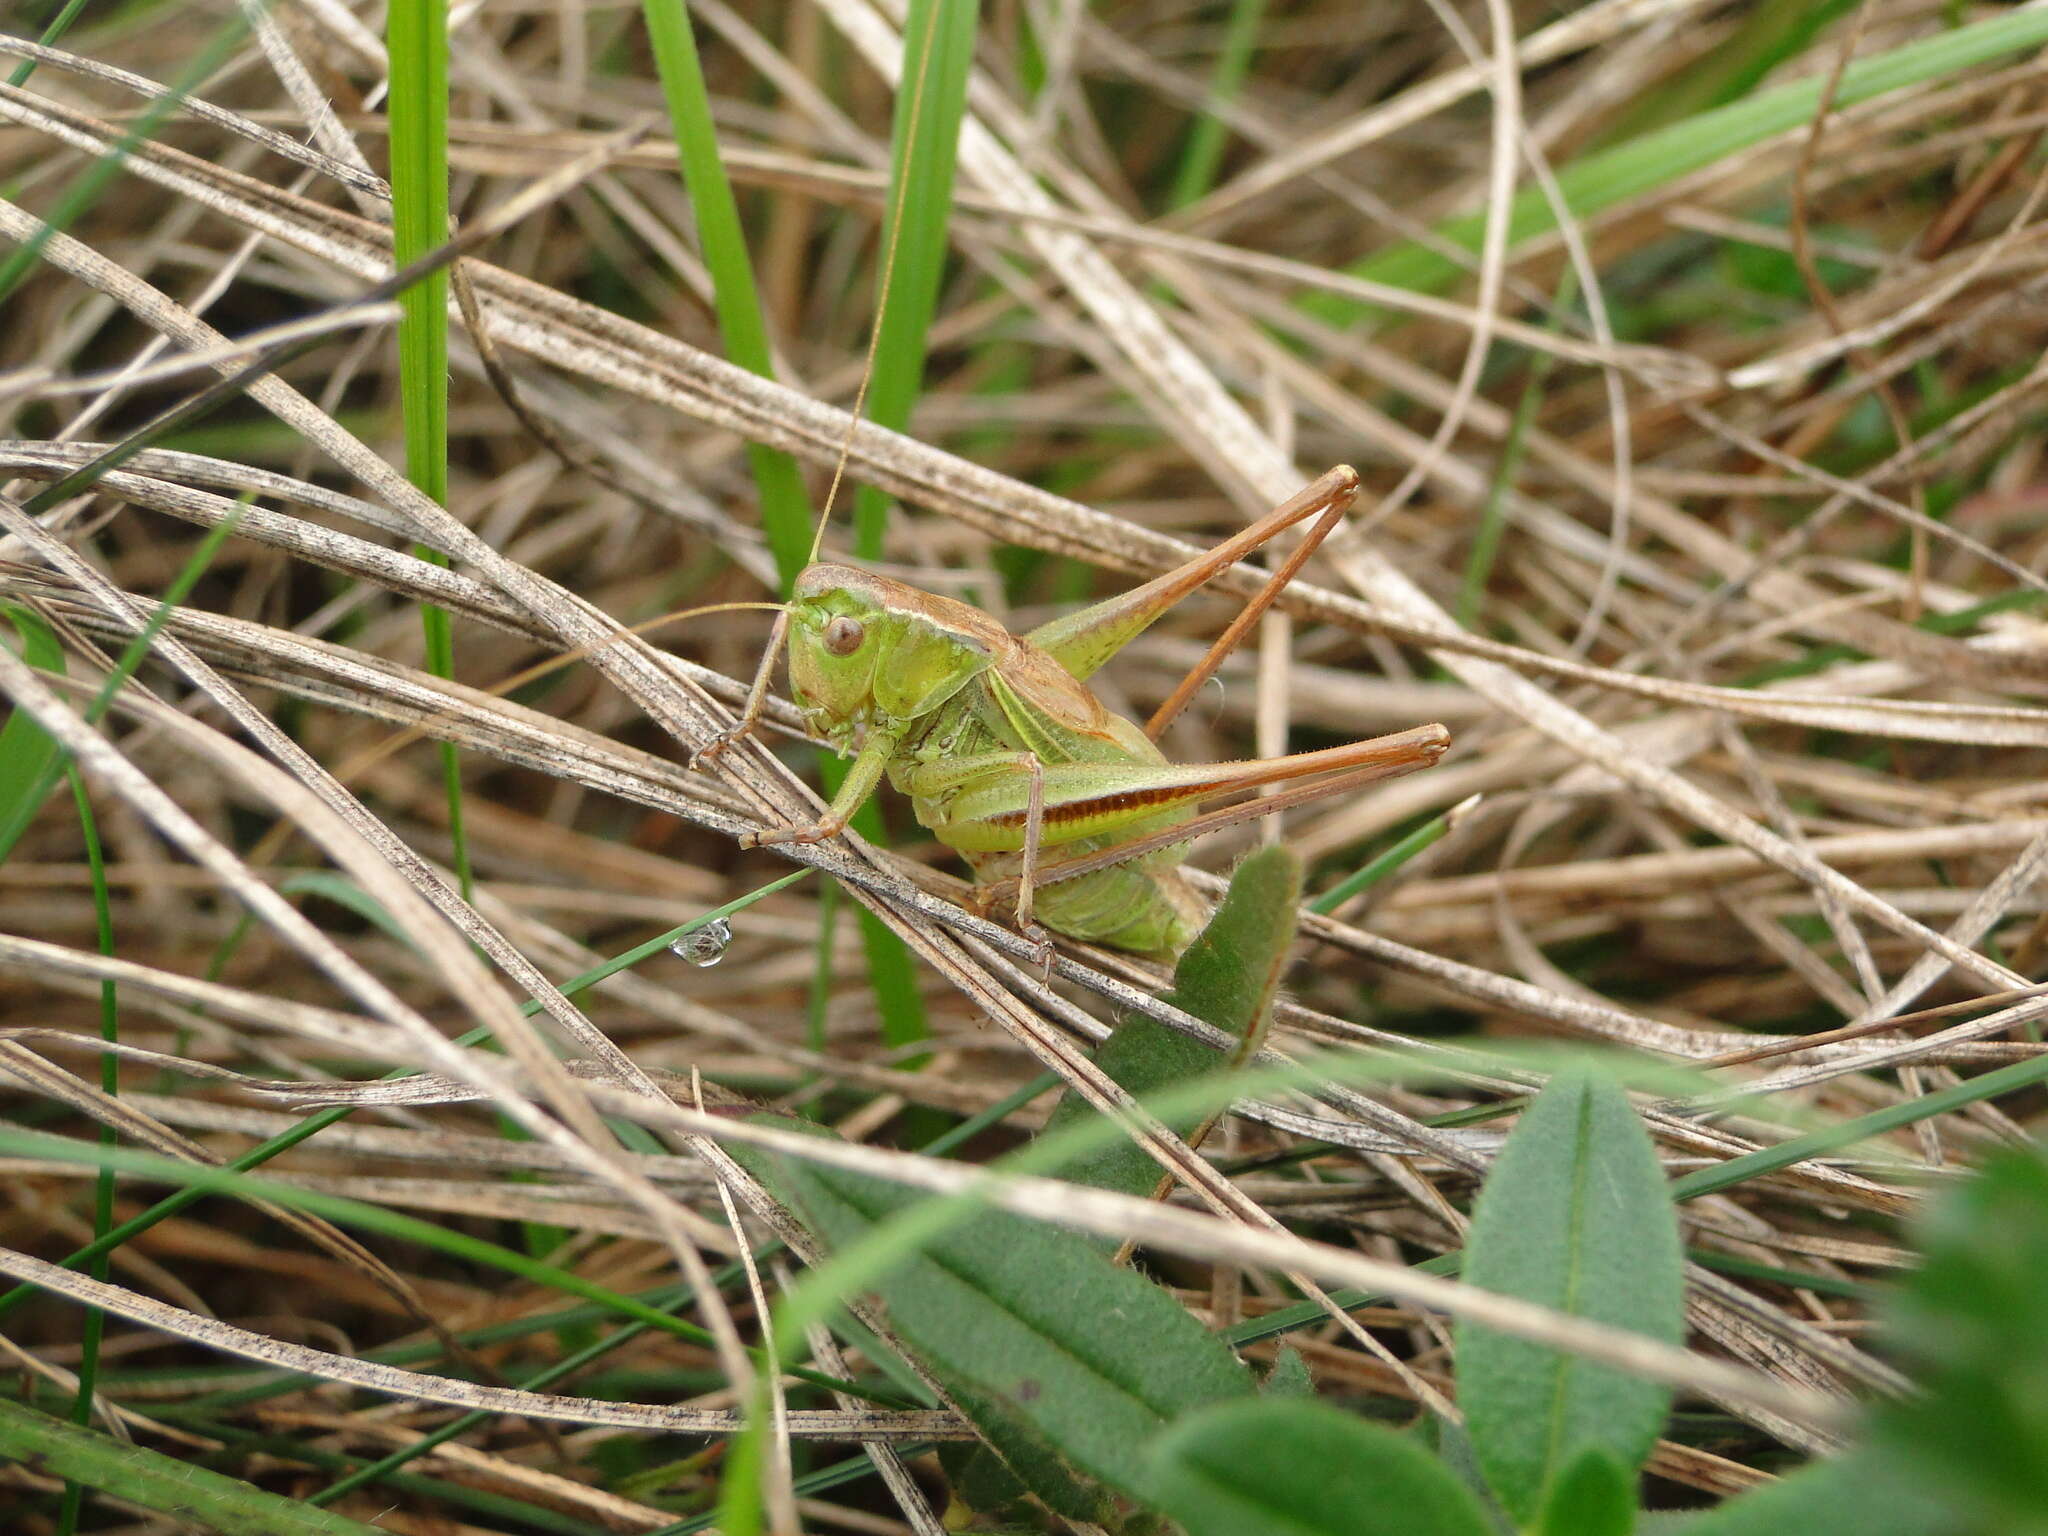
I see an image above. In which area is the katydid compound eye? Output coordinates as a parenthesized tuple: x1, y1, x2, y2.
(822, 615, 865, 656)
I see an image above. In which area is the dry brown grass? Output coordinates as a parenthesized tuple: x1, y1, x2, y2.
(3, 0, 2048, 1528)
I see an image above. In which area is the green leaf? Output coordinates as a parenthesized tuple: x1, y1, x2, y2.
(1168, 844, 1301, 1053)
(1038, 1000, 1212, 1203)
(0, 513, 243, 865)
(1455, 1069, 1682, 1520)
(936, 1441, 1034, 1527)
(942, 1380, 1108, 1521)
(1145, 1397, 1494, 1536)
(1538, 1447, 1635, 1536)
(0, 1396, 391, 1534)
(1874, 1150, 2048, 1536)
(734, 1120, 1255, 1511)
(1669, 1448, 1960, 1536)
(1422, 1415, 1498, 1522)
(0, 607, 67, 852)
(1042, 846, 1301, 1200)
(278, 872, 410, 951)
(1261, 1343, 1313, 1398)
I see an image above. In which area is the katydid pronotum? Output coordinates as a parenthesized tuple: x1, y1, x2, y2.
(703, 465, 1449, 958)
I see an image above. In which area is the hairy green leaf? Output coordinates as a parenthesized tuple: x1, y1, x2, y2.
(1875, 1151, 2048, 1535)
(1043, 845, 1301, 1199)
(1670, 1449, 1959, 1536)
(1146, 1397, 1494, 1536)
(1456, 1069, 1682, 1519)
(1538, 1447, 1634, 1536)
(736, 1121, 1255, 1511)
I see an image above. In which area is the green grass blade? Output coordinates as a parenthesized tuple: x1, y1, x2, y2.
(55, 767, 117, 1536)
(0, 513, 242, 865)
(1459, 288, 1563, 629)
(388, 0, 450, 504)
(7, 0, 96, 86)
(0, 1129, 878, 1401)
(0, 876, 810, 1332)
(1333, 7, 2048, 306)
(640, 0, 814, 588)
(1165, 0, 1267, 211)
(305, 1266, 741, 1509)
(1597, 0, 1860, 141)
(833, 0, 981, 1056)
(1310, 799, 1468, 914)
(0, 17, 247, 304)
(0, 1397, 391, 1536)
(641, 0, 930, 1055)
(44, 603, 112, 1536)
(848, 0, 981, 557)
(1670, 1044, 2048, 1204)
(849, 900, 929, 1058)
(0, 607, 67, 846)
(386, 0, 474, 901)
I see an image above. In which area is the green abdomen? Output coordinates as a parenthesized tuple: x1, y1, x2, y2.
(974, 846, 1203, 957)
(903, 681, 1206, 956)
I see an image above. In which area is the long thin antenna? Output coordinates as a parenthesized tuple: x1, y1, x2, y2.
(805, 3, 950, 568)
(705, 10, 955, 760)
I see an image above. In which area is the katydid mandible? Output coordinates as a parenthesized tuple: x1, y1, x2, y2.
(716, 466, 1450, 957)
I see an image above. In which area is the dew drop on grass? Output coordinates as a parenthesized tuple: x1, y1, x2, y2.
(669, 917, 732, 967)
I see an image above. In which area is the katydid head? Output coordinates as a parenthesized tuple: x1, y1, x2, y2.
(786, 563, 1002, 750)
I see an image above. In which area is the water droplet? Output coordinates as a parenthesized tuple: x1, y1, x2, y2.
(669, 917, 732, 968)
